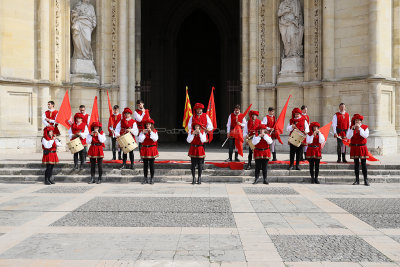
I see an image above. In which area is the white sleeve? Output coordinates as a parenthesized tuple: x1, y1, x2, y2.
(134, 111, 145, 122)
(55, 139, 62, 146)
(332, 114, 337, 134)
(42, 113, 49, 126)
(186, 132, 194, 143)
(261, 116, 267, 125)
(240, 118, 247, 128)
(80, 126, 89, 139)
(286, 123, 293, 133)
(318, 133, 326, 144)
(115, 121, 121, 137)
(42, 138, 55, 149)
(206, 115, 213, 131)
(226, 115, 231, 132)
(109, 126, 114, 131)
(304, 121, 310, 134)
(86, 134, 93, 144)
(150, 131, 159, 142)
(138, 132, 146, 143)
(130, 122, 139, 136)
(243, 123, 248, 138)
(199, 132, 207, 143)
(264, 134, 273, 145)
(87, 115, 91, 123)
(188, 116, 193, 131)
(346, 129, 354, 139)
(68, 128, 73, 139)
(359, 127, 369, 139)
(252, 136, 261, 145)
(306, 134, 313, 144)
(348, 115, 351, 130)
(98, 132, 107, 143)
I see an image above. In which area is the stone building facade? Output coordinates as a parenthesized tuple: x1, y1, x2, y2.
(0, 0, 399, 154)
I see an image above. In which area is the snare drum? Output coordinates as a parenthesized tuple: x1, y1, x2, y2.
(288, 129, 306, 147)
(67, 138, 84, 154)
(117, 133, 138, 154)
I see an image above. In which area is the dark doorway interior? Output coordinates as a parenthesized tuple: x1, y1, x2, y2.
(141, 0, 240, 143)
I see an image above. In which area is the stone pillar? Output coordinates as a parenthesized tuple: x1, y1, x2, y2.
(128, 0, 136, 107)
(369, 0, 392, 78)
(241, 0, 249, 109)
(135, 0, 141, 100)
(119, 0, 128, 109)
(393, 0, 400, 78)
(249, 0, 258, 110)
(322, 0, 334, 80)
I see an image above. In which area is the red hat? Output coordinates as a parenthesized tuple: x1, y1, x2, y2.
(256, 124, 267, 131)
(74, 113, 84, 121)
(351, 114, 364, 127)
(43, 126, 55, 140)
(92, 122, 102, 128)
(249, 110, 259, 117)
(292, 108, 302, 115)
(123, 107, 133, 114)
(192, 118, 205, 129)
(309, 122, 320, 130)
(193, 103, 204, 110)
(144, 119, 154, 125)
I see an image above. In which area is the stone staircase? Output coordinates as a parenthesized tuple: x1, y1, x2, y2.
(0, 162, 399, 184)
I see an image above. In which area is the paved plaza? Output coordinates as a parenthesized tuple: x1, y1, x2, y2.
(0, 182, 399, 266)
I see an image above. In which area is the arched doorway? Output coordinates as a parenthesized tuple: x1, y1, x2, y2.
(141, 0, 240, 142)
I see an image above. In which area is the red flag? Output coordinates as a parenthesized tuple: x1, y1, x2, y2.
(319, 121, 332, 149)
(55, 91, 72, 129)
(206, 87, 217, 143)
(273, 95, 292, 144)
(88, 96, 99, 130)
(230, 104, 252, 157)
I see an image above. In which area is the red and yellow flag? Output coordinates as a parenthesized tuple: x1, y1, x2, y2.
(206, 87, 217, 142)
(182, 86, 193, 132)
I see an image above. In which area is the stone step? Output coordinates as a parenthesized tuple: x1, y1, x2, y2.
(0, 174, 398, 184)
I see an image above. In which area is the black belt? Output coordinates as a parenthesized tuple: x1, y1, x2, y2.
(351, 144, 366, 147)
(92, 143, 102, 146)
(191, 144, 204, 147)
(336, 128, 347, 133)
(308, 145, 319, 148)
(142, 145, 155, 148)
(43, 150, 56, 155)
(255, 148, 269, 151)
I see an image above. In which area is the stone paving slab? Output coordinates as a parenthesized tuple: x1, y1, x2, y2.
(0, 196, 73, 211)
(0, 211, 44, 226)
(34, 186, 94, 194)
(243, 187, 299, 195)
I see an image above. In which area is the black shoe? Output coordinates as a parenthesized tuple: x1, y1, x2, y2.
(295, 166, 301, 170)
(311, 176, 315, 184)
(342, 153, 348, 163)
(352, 180, 360, 185)
(142, 177, 149, 184)
(192, 177, 196, 185)
(88, 177, 96, 184)
(252, 177, 260, 184)
(112, 152, 116, 161)
(79, 164, 84, 170)
(225, 158, 232, 162)
(73, 163, 78, 170)
(245, 164, 251, 170)
(234, 158, 240, 162)
(96, 178, 102, 184)
(272, 152, 277, 162)
(150, 178, 154, 185)
(119, 162, 126, 170)
(288, 165, 294, 170)
(315, 178, 320, 184)
(49, 176, 55, 184)
(44, 180, 51, 185)
(263, 179, 269, 185)
(337, 155, 341, 163)
(364, 178, 370, 186)
(130, 163, 134, 169)
(197, 177, 201, 185)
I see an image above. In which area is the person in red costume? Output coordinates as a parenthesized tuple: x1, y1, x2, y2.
(251, 124, 273, 184)
(68, 113, 89, 170)
(42, 101, 60, 136)
(108, 105, 122, 160)
(306, 122, 325, 184)
(134, 100, 151, 161)
(87, 122, 106, 184)
(261, 107, 278, 161)
(226, 104, 247, 162)
(347, 114, 370, 186)
(332, 103, 351, 163)
(187, 119, 207, 184)
(42, 126, 62, 185)
(300, 105, 309, 161)
(138, 119, 159, 185)
(115, 108, 139, 170)
(286, 108, 309, 170)
(244, 110, 261, 170)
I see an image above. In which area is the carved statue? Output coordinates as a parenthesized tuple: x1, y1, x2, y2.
(71, 0, 96, 60)
(278, 0, 304, 58)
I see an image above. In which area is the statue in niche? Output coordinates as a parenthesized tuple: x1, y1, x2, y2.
(278, 0, 304, 58)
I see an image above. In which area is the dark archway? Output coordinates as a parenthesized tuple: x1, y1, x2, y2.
(141, 0, 240, 143)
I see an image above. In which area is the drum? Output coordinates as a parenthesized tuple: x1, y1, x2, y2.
(67, 138, 84, 154)
(288, 129, 306, 147)
(246, 136, 255, 151)
(117, 133, 138, 154)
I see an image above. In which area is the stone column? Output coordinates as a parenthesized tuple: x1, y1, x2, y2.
(249, 0, 258, 110)
(241, 0, 249, 109)
(135, 0, 141, 100)
(128, 0, 136, 107)
(393, 0, 400, 78)
(322, 0, 334, 80)
(119, 0, 129, 108)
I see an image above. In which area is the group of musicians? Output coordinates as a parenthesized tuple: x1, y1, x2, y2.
(41, 100, 371, 186)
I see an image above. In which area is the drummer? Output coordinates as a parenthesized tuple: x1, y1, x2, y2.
(137, 119, 159, 184)
(251, 124, 273, 184)
(244, 110, 261, 170)
(115, 108, 139, 170)
(261, 107, 278, 161)
(286, 108, 309, 170)
(306, 122, 325, 184)
(68, 113, 89, 170)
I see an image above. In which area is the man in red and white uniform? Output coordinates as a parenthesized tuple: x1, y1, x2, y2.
(332, 103, 351, 163)
(138, 119, 159, 185)
(108, 105, 122, 160)
(187, 119, 207, 184)
(134, 100, 151, 133)
(68, 113, 89, 170)
(42, 126, 62, 185)
(42, 101, 60, 136)
(69, 105, 91, 160)
(306, 122, 325, 184)
(286, 108, 309, 170)
(115, 108, 139, 170)
(226, 104, 247, 162)
(87, 122, 106, 184)
(300, 105, 310, 161)
(244, 110, 261, 170)
(346, 114, 370, 186)
(188, 103, 213, 133)
(262, 107, 278, 161)
(251, 124, 273, 184)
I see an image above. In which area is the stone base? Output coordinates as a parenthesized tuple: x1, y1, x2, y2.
(71, 58, 97, 75)
(277, 72, 304, 84)
(280, 57, 304, 74)
(70, 74, 100, 84)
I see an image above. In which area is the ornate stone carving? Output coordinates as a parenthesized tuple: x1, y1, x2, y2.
(70, 0, 97, 75)
(312, 0, 322, 80)
(278, 0, 304, 74)
(111, 0, 118, 84)
(55, 0, 61, 81)
(259, 1, 266, 84)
